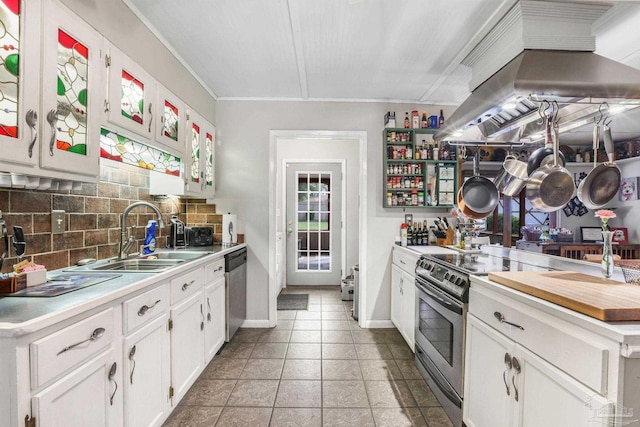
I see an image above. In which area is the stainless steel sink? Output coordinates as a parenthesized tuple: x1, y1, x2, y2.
(85, 259, 185, 272)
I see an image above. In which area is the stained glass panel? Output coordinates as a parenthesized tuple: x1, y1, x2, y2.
(0, 0, 20, 138)
(162, 99, 178, 141)
(205, 132, 213, 186)
(190, 122, 200, 183)
(121, 70, 144, 124)
(100, 128, 180, 175)
(55, 29, 88, 155)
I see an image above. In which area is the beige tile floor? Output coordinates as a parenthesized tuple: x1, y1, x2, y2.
(163, 286, 453, 427)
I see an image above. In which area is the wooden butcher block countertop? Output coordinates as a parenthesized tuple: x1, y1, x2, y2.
(487, 271, 640, 321)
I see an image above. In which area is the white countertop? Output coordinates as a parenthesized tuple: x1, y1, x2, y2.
(394, 244, 457, 256)
(0, 244, 246, 337)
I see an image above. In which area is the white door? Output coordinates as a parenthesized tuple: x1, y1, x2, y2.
(286, 162, 342, 285)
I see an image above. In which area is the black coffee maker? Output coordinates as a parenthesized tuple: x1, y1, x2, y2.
(169, 215, 187, 248)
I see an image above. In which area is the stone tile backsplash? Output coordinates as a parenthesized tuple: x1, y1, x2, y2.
(0, 160, 232, 273)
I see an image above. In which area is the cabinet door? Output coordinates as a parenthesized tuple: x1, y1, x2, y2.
(32, 349, 121, 427)
(201, 121, 216, 198)
(204, 278, 225, 363)
(515, 345, 614, 427)
(0, 0, 41, 169)
(155, 86, 185, 155)
(105, 42, 155, 140)
(400, 268, 415, 351)
(390, 264, 403, 332)
(124, 314, 170, 427)
(170, 291, 204, 404)
(39, 0, 103, 179)
(463, 315, 515, 427)
(184, 108, 206, 194)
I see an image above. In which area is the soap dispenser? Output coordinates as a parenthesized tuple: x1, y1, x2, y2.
(143, 220, 157, 255)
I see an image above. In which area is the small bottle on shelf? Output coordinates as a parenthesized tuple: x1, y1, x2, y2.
(433, 142, 439, 160)
(439, 109, 445, 127)
(404, 112, 410, 129)
(421, 111, 428, 129)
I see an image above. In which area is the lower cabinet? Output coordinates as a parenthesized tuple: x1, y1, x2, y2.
(32, 349, 121, 427)
(170, 291, 205, 404)
(204, 277, 226, 363)
(464, 314, 613, 427)
(391, 250, 416, 351)
(123, 314, 170, 427)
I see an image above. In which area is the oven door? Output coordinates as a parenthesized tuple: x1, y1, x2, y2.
(414, 275, 464, 397)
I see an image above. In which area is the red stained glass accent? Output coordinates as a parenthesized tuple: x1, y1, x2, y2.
(56, 140, 71, 151)
(192, 123, 200, 133)
(166, 169, 180, 176)
(122, 70, 144, 90)
(165, 100, 177, 115)
(100, 147, 122, 162)
(2, 0, 19, 15)
(58, 29, 88, 59)
(132, 114, 143, 124)
(0, 126, 17, 137)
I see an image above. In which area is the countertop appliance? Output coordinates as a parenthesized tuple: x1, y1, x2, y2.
(414, 252, 549, 427)
(225, 247, 246, 341)
(188, 227, 213, 247)
(169, 216, 186, 248)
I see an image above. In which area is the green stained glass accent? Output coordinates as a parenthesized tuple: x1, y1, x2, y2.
(161, 99, 179, 141)
(55, 29, 89, 155)
(78, 89, 87, 106)
(0, 3, 20, 138)
(190, 123, 200, 183)
(100, 128, 181, 175)
(121, 70, 144, 124)
(205, 132, 214, 186)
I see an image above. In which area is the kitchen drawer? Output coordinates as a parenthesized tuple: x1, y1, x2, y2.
(170, 267, 204, 304)
(393, 247, 419, 277)
(123, 284, 169, 335)
(30, 308, 115, 389)
(469, 285, 611, 394)
(205, 258, 225, 284)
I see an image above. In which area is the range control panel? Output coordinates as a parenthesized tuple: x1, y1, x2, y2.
(415, 257, 469, 301)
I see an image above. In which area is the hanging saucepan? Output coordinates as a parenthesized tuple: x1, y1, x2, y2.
(577, 123, 621, 209)
(458, 152, 499, 215)
(457, 188, 491, 220)
(526, 117, 566, 175)
(525, 123, 574, 212)
(576, 122, 600, 207)
(494, 155, 529, 197)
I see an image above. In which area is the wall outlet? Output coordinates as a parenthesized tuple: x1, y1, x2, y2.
(52, 210, 65, 234)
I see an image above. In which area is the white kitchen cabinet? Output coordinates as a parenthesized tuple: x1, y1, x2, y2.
(204, 259, 226, 363)
(0, 0, 103, 183)
(464, 312, 614, 427)
(104, 41, 156, 140)
(169, 291, 204, 404)
(154, 86, 185, 156)
(31, 349, 121, 427)
(123, 314, 170, 427)
(149, 107, 215, 198)
(391, 247, 418, 351)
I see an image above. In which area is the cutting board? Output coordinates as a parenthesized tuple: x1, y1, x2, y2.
(487, 271, 640, 321)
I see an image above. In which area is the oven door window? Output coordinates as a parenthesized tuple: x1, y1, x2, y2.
(418, 295, 454, 365)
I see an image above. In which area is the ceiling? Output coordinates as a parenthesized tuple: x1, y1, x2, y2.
(124, 0, 640, 143)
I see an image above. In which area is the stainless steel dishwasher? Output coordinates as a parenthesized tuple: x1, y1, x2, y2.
(225, 248, 247, 341)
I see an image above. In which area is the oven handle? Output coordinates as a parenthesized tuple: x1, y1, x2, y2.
(416, 345, 462, 408)
(415, 278, 463, 315)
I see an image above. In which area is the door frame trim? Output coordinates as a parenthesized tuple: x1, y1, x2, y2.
(282, 159, 346, 285)
(269, 130, 367, 328)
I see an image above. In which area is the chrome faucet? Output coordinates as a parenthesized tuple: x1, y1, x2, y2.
(119, 201, 165, 260)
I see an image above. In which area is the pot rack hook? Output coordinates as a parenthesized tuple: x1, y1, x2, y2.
(602, 102, 612, 126)
(537, 100, 551, 124)
(552, 101, 560, 125)
(596, 102, 608, 124)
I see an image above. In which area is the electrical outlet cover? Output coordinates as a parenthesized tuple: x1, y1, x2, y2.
(52, 210, 65, 234)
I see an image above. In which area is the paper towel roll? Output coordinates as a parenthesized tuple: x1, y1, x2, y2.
(222, 214, 237, 245)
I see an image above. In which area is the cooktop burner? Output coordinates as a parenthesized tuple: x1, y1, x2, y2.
(427, 253, 548, 275)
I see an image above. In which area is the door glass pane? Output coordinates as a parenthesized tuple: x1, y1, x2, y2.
(419, 296, 453, 365)
(190, 122, 200, 183)
(161, 99, 179, 141)
(296, 171, 333, 273)
(0, 1, 20, 138)
(56, 29, 89, 155)
(205, 132, 213, 186)
(121, 70, 144, 124)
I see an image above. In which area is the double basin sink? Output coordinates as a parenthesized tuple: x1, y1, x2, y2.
(68, 251, 209, 273)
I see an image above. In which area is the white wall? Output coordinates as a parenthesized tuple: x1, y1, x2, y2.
(60, 0, 215, 122)
(276, 138, 360, 280)
(560, 158, 640, 242)
(214, 100, 454, 323)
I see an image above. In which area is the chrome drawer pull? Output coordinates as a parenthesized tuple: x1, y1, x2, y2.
(200, 304, 205, 331)
(108, 362, 118, 406)
(503, 353, 512, 396)
(129, 345, 136, 384)
(207, 297, 212, 322)
(512, 357, 521, 402)
(182, 280, 196, 291)
(57, 327, 106, 355)
(138, 299, 161, 316)
(215, 266, 223, 272)
(494, 312, 524, 331)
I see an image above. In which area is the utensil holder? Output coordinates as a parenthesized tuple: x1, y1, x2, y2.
(436, 228, 455, 247)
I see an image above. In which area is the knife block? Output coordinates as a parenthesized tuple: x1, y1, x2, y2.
(436, 228, 454, 247)
(0, 274, 27, 294)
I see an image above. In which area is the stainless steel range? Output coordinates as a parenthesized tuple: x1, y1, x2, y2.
(414, 252, 548, 427)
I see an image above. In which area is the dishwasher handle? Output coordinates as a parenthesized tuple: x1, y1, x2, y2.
(225, 248, 247, 272)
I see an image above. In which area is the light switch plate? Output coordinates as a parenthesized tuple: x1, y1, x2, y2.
(52, 210, 65, 234)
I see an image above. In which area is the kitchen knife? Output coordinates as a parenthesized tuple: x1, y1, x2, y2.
(13, 226, 26, 259)
(442, 217, 450, 230)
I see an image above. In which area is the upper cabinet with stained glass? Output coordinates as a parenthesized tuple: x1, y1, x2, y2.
(154, 86, 185, 156)
(104, 41, 156, 141)
(0, 0, 104, 182)
(185, 108, 215, 197)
